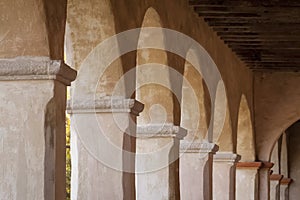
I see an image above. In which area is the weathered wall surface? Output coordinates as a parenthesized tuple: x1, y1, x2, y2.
(67, 0, 254, 153)
(254, 71, 300, 160)
(287, 122, 300, 199)
(66, 1, 254, 199)
(0, 80, 67, 199)
(0, 0, 66, 59)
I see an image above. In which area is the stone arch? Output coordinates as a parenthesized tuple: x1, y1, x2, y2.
(286, 122, 300, 199)
(254, 72, 300, 161)
(280, 133, 288, 177)
(136, 7, 173, 125)
(213, 81, 233, 151)
(0, 0, 67, 59)
(236, 94, 255, 161)
(180, 49, 211, 142)
(67, 0, 126, 98)
(66, 1, 133, 199)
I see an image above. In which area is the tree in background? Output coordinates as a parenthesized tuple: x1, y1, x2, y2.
(66, 114, 71, 200)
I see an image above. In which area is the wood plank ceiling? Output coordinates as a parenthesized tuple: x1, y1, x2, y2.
(188, 0, 300, 70)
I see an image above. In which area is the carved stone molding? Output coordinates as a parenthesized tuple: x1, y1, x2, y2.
(236, 162, 263, 169)
(136, 124, 187, 139)
(67, 96, 144, 115)
(214, 152, 241, 163)
(260, 161, 274, 169)
(270, 174, 283, 181)
(0, 57, 77, 85)
(180, 141, 219, 154)
(280, 177, 293, 185)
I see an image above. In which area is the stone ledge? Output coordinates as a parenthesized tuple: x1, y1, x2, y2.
(270, 174, 283, 181)
(214, 152, 241, 163)
(180, 141, 219, 154)
(280, 177, 293, 185)
(236, 162, 263, 169)
(260, 161, 274, 169)
(67, 97, 144, 115)
(136, 124, 187, 139)
(0, 57, 77, 85)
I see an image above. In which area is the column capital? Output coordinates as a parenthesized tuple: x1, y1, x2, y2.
(136, 124, 187, 139)
(236, 161, 263, 169)
(260, 161, 274, 169)
(67, 96, 144, 115)
(180, 141, 219, 154)
(280, 177, 293, 185)
(214, 152, 241, 163)
(236, 161, 274, 170)
(270, 174, 283, 181)
(0, 57, 77, 85)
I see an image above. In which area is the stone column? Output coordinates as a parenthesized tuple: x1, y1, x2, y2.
(270, 174, 283, 200)
(0, 57, 76, 199)
(213, 152, 241, 200)
(236, 162, 262, 200)
(180, 142, 218, 200)
(135, 124, 187, 200)
(68, 97, 144, 200)
(280, 178, 292, 200)
(258, 162, 274, 200)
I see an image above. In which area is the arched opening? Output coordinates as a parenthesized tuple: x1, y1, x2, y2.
(236, 95, 255, 161)
(286, 121, 300, 199)
(179, 49, 212, 199)
(180, 50, 210, 142)
(136, 7, 173, 125)
(135, 7, 179, 200)
(213, 81, 233, 151)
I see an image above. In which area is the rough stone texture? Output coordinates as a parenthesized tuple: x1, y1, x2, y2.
(135, 124, 186, 200)
(213, 152, 241, 200)
(0, 0, 67, 59)
(0, 57, 75, 199)
(254, 72, 300, 161)
(66, 0, 253, 198)
(0, 57, 76, 85)
(180, 142, 218, 200)
(0, 80, 67, 199)
(237, 95, 255, 162)
(236, 165, 259, 200)
(70, 113, 132, 200)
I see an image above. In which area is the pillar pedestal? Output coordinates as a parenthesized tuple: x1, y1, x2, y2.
(258, 162, 274, 200)
(0, 57, 76, 199)
(180, 142, 218, 200)
(213, 152, 241, 200)
(68, 97, 143, 200)
(280, 178, 292, 200)
(135, 124, 187, 200)
(236, 162, 263, 200)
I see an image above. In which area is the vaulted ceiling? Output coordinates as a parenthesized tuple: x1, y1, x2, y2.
(189, 0, 300, 70)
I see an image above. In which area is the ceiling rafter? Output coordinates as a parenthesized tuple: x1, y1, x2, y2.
(188, 0, 300, 70)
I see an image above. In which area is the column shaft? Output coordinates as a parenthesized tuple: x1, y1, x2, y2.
(135, 124, 186, 200)
(180, 142, 218, 200)
(236, 162, 262, 200)
(213, 152, 241, 200)
(0, 58, 76, 199)
(258, 162, 274, 200)
(69, 97, 143, 200)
